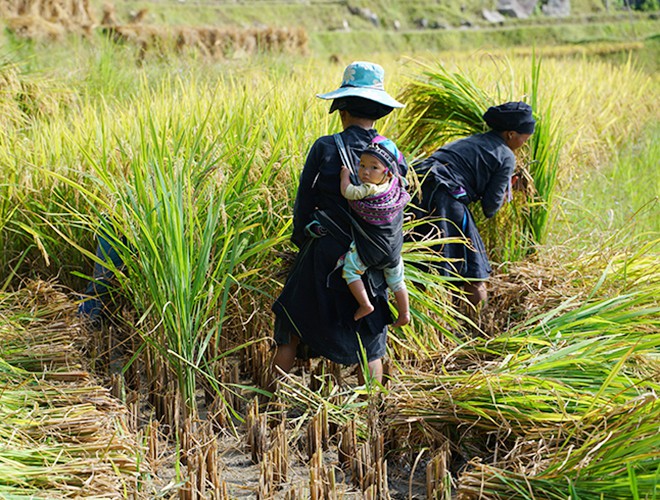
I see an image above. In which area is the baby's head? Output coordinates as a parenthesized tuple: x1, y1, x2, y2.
(358, 136, 402, 184)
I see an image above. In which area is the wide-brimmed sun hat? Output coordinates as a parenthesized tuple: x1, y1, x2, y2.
(316, 61, 404, 109)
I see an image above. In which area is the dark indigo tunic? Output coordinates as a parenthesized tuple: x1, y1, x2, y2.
(414, 131, 515, 218)
(412, 131, 515, 280)
(272, 126, 407, 365)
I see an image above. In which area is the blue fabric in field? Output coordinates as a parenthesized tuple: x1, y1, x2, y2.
(78, 230, 126, 326)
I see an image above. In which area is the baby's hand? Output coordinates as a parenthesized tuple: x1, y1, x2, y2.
(339, 165, 352, 196)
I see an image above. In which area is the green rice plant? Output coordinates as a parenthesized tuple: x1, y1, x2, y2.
(0, 55, 83, 284)
(458, 394, 660, 499)
(71, 115, 290, 420)
(8, 66, 318, 420)
(523, 52, 562, 246)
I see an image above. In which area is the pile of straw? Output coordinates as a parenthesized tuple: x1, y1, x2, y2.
(1, 0, 309, 57)
(0, 280, 144, 498)
(102, 21, 309, 61)
(174, 25, 308, 58)
(481, 253, 588, 335)
(0, 0, 95, 38)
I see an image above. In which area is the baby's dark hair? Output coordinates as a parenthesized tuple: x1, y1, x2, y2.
(360, 135, 404, 174)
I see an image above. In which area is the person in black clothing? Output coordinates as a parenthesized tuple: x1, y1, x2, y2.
(271, 61, 406, 385)
(412, 101, 535, 307)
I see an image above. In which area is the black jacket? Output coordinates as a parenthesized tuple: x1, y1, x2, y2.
(413, 131, 514, 218)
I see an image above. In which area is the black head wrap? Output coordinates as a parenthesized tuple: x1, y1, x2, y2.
(329, 96, 394, 120)
(483, 101, 536, 134)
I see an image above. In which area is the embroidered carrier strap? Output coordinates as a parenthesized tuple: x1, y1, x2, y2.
(333, 133, 359, 185)
(348, 176, 411, 225)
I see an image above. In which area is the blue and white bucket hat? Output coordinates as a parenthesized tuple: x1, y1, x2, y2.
(316, 61, 404, 109)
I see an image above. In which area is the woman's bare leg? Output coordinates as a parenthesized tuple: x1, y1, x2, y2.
(356, 357, 383, 385)
(270, 335, 300, 392)
(463, 281, 487, 307)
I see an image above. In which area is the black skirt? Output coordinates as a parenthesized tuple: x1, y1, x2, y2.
(413, 182, 492, 280)
(272, 230, 392, 366)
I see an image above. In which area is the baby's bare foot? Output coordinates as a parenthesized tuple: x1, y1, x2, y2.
(391, 312, 411, 328)
(354, 303, 374, 321)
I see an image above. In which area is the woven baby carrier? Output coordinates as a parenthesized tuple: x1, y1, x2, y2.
(334, 133, 410, 226)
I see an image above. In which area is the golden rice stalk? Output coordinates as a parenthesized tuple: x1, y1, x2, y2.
(0, 281, 145, 498)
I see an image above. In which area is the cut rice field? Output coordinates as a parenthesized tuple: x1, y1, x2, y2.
(0, 281, 143, 498)
(0, 19, 658, 499)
